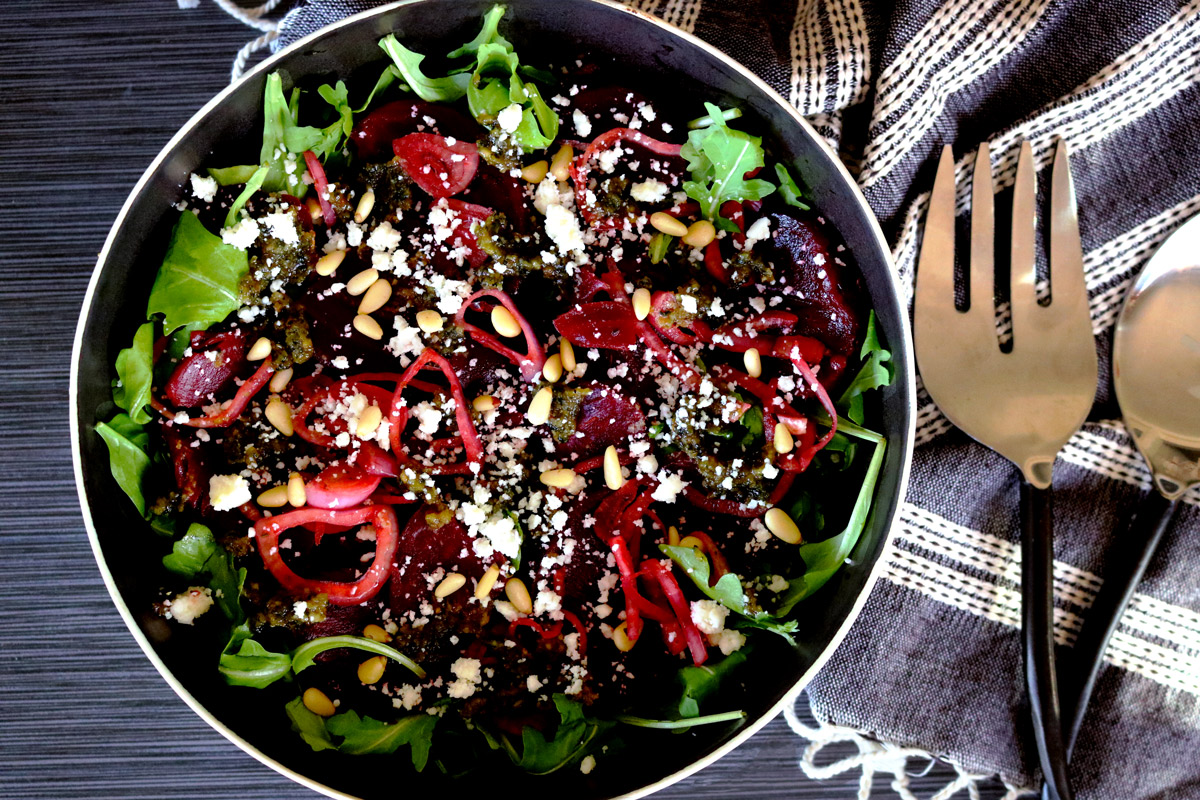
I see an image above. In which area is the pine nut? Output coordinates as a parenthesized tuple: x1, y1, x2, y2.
(539, 468, 577, 488)
(356, 404, 383, 438)
(353, 314, 383, 340)
(603, 445, 624, 491)
(354, 189, 375, 223)
(632, 287, 652, 321)
(504, 577, 533, 615)
(287, 473, 307, 508)
(415, 309, 444, 333)
(475, 564, 501, 599)
(521, 160, 549, 183)
(358, 278, 392, 315)
(435, 572, 467, 599)
(764, 507, 802, 544)
(314, 249, 345, 276)
(612, 621, 636, 652)
(543, 353, 563, 383)
(357, 655, 386, 685)
(774, 423, 794, 453)
(363, 624, 392, 643)
(473, 394, 496, 412)
(491, 305, 521, 338)
(744, 347, 762, 378)
(667, 525, 680, 546)
(257, 486, 289, 508)
(247, 337, 272, 361)
(265, 397, 293, 436)
(269, 367, 293, 393)
(303, 687, 337, 717)
(682, 219, 716, 248)
(650, 212, 688, 237)
(527, 386, 553, 425)
(678, 535, 705, 550)
(306, 197, 324, 225)
(559, 339, 576, 371)
(549, 144, 574, 182)
(346, 268, 378, 296)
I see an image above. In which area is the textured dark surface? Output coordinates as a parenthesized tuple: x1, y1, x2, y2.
(0, 2, 1003, 798)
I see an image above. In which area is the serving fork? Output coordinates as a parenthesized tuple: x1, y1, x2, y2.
(914, 140, 1097, 800)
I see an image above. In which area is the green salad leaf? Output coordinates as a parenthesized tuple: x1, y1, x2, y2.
(223, 165, 269, 228)
(207, 164, 261, 186)
(837, 311, 893, 425)
(285, 699, 437, 768)
(162, 523, 244, 621)
(147, 211, 248, 334)
(293, 635, 426, 679)
(446, 4, 510, 60)
(285, 697, 339, 751)
(260, 73, 327, 195)
(219, 626, 292, 689)
(681, 102, 775, 231)
(378, 35, 470, 103)
(659, 544, 747, 613)
(466, 42, 557, 150)
(95, 413, 151, 516)
(676, 649, 748, 718)
(355, 64, 403, 113)
(615, 710, 746, 729)
(774, 163, 811, 210)
(112, 322, 155, 425)
(501, 695, 612, 775)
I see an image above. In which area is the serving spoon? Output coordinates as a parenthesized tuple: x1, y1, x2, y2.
(1059, 212, 1200, 761)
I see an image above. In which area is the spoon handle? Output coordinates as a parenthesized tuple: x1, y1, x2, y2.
(1063, 491, 1179, 754)
(1021, 481, 1073, 800)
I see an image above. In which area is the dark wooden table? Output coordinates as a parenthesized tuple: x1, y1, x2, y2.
(0, 2, 1009, 798)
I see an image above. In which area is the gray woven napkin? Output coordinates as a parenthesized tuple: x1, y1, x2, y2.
(261, 1, 1200, 797)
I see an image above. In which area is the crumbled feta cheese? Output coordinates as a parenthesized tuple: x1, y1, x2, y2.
(690, 599, 728, 635)
(189, 173, 218, 203)
(650, 470, 687, 503)
(208, 474, 250, 511)
(709, 628, 746, 655)
(745, 217, 771, 242)
(221, 217, 260, 249)
(497, 103, 524, 133)
(527, 674, 544, 693)
(262, 212, 300, 245)
(544, 204, 586, 254)
(572, 108, 592, 138)
(630, 178, 668, 203)
(580, 755, 597, 775)
(447, 657, 483, 698)
(767, 574, 789, 593)
(679, 295, 699, 314)
(166, 587, 213, 625)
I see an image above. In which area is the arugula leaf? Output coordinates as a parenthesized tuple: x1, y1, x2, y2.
(147, 211, 248, 334)
(285, 697, 338, 751)
(616, 710, 746, 729)
(505, 695, 613, 775)
(837, 311, 893, 425)
(736, 405, 763, 449)
(317, 81, 354, 147)
(676, 649, 748, 718)
(462, 38, 557, 151)
(659, 544, 747, 613)
(681, 102, 775, 231)
(687, 106, 743, 129)
(774, 419, 886, 615)
(207, 164, 261, 186)
(223, 165, 269, 228)
(163, 523, 244, 621)
(355, 64, 404, 113)
(112, 322, 155, 425)
(95, 414, 151, 516)
(260, 73, 328, 195)
(293, 635, 426, 679)
(327, 710, 438, 768)
(446, 4, 510, 59)
(649, 232, 674, 264)
(774, 163, 811, 210)
(379, 35, 470, 103)
(219, 627, 292, 688)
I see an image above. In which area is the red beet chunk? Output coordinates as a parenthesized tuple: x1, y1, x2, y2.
(160, 423, 211, 513)
(769, 211, 861, 355)
(554, 301, 641, 349)
(164, 329, 246, 408)
(393, 133, 479, 199)
(561, 383, 645, 459)
(352, 100, 478, 161)
(461, 163, 532, 233)
(389, 506, 485, 615)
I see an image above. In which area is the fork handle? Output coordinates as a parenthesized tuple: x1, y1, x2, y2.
(1021, 481, 1074, 800)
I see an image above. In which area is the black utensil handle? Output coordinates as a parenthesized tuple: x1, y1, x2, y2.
(1021, 481, 1073, 800)
(1063, 491, 1179, 755)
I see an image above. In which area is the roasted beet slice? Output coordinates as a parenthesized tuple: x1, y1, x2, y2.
(388, 507, 485, 615)
(554, 301, 641, 349)
(352, 100, 478, 161)
(461, 163, 531, 233)
(163, 329, 246, 408)
(393, 133, 479, 198)
(560, 383, 645, 460)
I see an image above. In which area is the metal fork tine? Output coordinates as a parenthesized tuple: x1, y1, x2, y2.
(915, 145, 957, 312)
(1050, 138, 1086, 313)
(1010, 140, 1038, 345)
(970, 142, 995, 320)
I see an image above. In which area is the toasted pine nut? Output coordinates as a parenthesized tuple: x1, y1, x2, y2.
(356, 405, 383, 438)
(346, 268, 378, 297)
(559, 339, 576, 371)
(357, 655, 386, 685)
(358, 278, 392, 315)
(682, 219, 716, 248)
(632, 287, 652, 321)
(268, 367, 293, 393)
(744, 347, 762, 378)
(649, 211, 688, 237)
(549, 144, 574, 182)
(257, 486, 289, 508)
(603, 445, 624, 491)
(435, 572, 467, 599)
(667, 525, 680, 546)
(774, 423, 794, 454)
(314, 249, 345, 276)
(764, 507, 803, 544)
(473, 394, 496, 412)
(353, 314, 383, 340)
(415, 309, 444, 333)
(505, 577, 533, 615)
(247, 337, 272, 361)
(354, 189, 376, 223)
(491, 305, 521, 338)
(522, 160, 549, 183)
(678, 535, 705, 550)
(363, 624, 392, 643)
(539, 468, 577, 488)
(543, 353, 564, 383)
(306, 197, 324, 225)
(475, 564, 501, 599)
(612, 621, 636, 652)
(303, 687, 336, 717)
(265, 397, 294, 436)
(527, 387, 553, 425)
(287, 473, 307, 508)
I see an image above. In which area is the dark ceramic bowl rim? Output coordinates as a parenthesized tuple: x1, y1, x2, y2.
(70, 2, 916, 797)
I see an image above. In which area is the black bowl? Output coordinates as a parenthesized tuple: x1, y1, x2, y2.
(70, 1, 915, 797)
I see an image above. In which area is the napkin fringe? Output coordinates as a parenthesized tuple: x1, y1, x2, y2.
(784, 698, 1033, 800)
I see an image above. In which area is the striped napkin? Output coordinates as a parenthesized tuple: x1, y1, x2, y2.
(221, 1, 1200, 797)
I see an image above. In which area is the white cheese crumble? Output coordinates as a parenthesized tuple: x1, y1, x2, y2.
(189, 173, 218, 203)
(650, 470, 687, 503)
(220, 217, 260, 250)
(679, 295, 699, 314)
(497, 103, 524, 133)
(709, 628, 746, 655)
(630, 178, 668, 203)
(447, 657, 483, 699)
(208, 474, 251, 511)
(572, 108, 592, 138)
(166, 587, 213, 625)
(690, 599, 729, 635)
(262, 212, 300, 245)
(745, 217, 771, 243)
(580, 755, 597, 775)
(544, 204, 586, 254)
